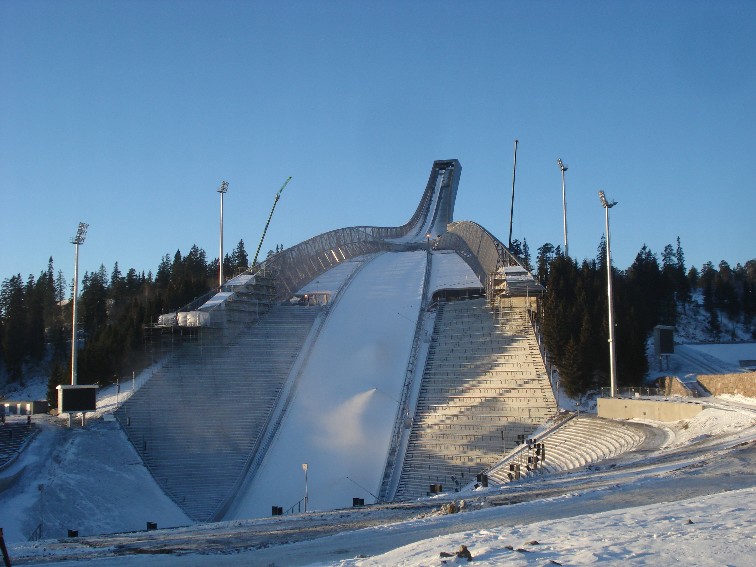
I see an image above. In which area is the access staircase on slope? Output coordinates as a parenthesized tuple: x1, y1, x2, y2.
(393, 298, 557, 501)
(115, 304, 320, 521)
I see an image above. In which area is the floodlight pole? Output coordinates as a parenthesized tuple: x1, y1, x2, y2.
(558, 159, 569, 257)
(508, 139, 518, 250)
(302, 463, 309, 513)
(218, 181, 228, 288)
(599, 191, 618, 398)
(70, 222, 88, 385)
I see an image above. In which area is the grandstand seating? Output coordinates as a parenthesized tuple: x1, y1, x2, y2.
(486, 415, 647, 485)
(0, 421, 38, 470)
(393, 298, 557, 501)
(115, 304, 320, 521)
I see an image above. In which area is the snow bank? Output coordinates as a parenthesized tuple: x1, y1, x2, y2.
(0, 421, 190, 544)
(331, 487, 756, 567)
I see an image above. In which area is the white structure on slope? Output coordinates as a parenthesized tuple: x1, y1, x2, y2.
(229, 251, 428, 517)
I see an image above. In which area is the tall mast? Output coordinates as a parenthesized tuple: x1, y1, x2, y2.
(70, 222, 88, 385)
(508, 139, 518, 251)
(253, 177, 292, 267)
(217, 181, 229, 287)
(558, 158, 569, 257)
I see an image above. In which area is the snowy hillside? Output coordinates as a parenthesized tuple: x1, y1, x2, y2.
(4, 395, 755, 566)
(674, 290, 754, 344)
(2, 288, 755, 565)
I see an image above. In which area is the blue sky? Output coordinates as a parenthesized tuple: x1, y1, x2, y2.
(1, 0, 754, 287)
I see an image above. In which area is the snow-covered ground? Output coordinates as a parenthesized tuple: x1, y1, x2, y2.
(2, 258, 756, 565)
(688, 343, 756, 367)
(333, 486, 755, 567)
(0, 419, 191, 545)
(4, 395, 754, 566)
(427, 250, 482, 293)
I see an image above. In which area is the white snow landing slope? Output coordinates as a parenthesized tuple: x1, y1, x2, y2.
(230, 250, 427, 518)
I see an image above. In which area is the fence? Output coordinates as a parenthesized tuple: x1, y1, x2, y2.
(598, 386, 674, 398)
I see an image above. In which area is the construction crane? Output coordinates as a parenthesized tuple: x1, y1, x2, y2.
(252, 176, 292, 267)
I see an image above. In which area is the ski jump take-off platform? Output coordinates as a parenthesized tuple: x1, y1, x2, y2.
(116, 160, 556, 522)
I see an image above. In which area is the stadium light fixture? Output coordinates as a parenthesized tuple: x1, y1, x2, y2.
(558, 158, 569, 257)
(598, 191, 618, 397)
(70, 222, 88, 385)
(302, 463, 309, 513)
(217, 181, 229, 287)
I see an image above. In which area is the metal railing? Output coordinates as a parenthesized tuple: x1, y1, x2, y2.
(377, 246, 433, 502)
(284, 497, 306, 515)
(155, 161, 461, 325)
(249, 227, 398, 302)
(599, 386, 670, 398)
(484, 412, 576, 482)
(436, 220, 538, 300)
(28, 523, 42, 542)
(246, 160, 462, 303)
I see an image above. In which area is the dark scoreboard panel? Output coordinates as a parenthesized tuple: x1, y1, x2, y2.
(57, 385, 98, 412)
(654, 325, 675, 356)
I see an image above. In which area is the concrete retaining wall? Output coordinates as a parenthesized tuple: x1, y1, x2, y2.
(657, 376, 693, 397)
(697, 372, 756, 397)
(598, 397, 702, 422)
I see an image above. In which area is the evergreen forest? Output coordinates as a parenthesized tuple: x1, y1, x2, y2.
(0, 240, 250, 405)
(525, 238, 755, 397)
(1, 236, 754, 405)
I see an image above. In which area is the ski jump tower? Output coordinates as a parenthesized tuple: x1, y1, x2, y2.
(119, 159, 549, 522)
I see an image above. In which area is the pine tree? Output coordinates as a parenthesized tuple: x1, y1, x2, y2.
(613, 281, 649, 386)
(80, 267, 109, 336)
(596, 235, 607, 270)
(231, 239, 249, 271)
(0, 314, 4, 368)
(110, 262, 126, 301)
(509, 239, 525, 262)
(47, 360, 68, 407)
(156, 254, 172, 287)
(741, 277, 755, 330)
(687, 266, 699, 291)
(708, 308, 722, 340)
(536, 243, 555, 285)
(675, 237, 690, 303)
(41, 257, 58, 329)
(522, 238, 532, 272)
(715, 260, 739, 321)
(55, 270, 67, 303)
(559, 338, 585, 398)
(699, 261, 716, 291)
(661, 242, 677, 315)
(25, 273, 46, 361)
(125, 268, 141, 294)
(627, 245, 664, 328)
(1, 275, 27, 381)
